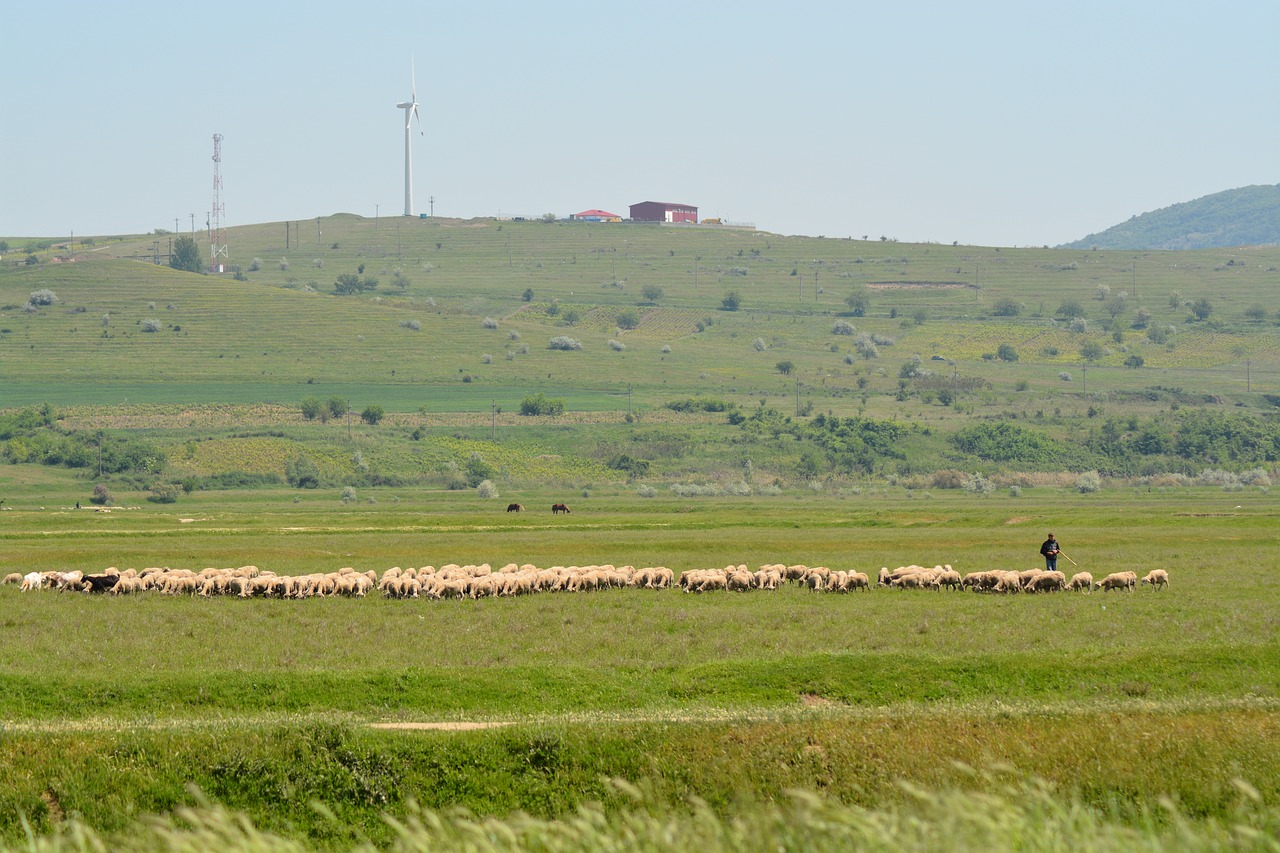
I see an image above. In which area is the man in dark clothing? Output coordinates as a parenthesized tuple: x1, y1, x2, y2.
(1040, 533, 1060, 571)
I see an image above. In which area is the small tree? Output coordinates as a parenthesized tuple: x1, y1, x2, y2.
(1080, 341, 1104, 362)
(28, 289, 57, 306)
(334, 274, 378, 295)
(170, 236, 203, 273)
(90, 484, 112, 506)
(844, 287, 870, 317)
(286, 456, 321, 488)
(519, 393, 565, 416)
(721, 291, 742, 311)
(1190, 297, 1213, 320)
(776, 360, 795, 375)
(476, 479, 499, 498)
(300, 396, 324, 420)
(641, 284, 664, 304)
(616, 309, 640, 330)
(1056, 299, 1086, 319)
(561, 308, 581, 326)
(996, 343, 1019, 362)
(147, 482, 181, 504)
(522, 288, 534, 302)
(991, 297, 1022, 317)
(361, 404, 384, 425)
(327, 397, 347, 419)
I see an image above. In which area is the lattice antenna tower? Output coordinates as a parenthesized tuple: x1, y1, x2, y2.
(210, 133, 228, 272)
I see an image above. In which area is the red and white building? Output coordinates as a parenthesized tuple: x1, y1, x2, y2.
(628, 200, 698, 224)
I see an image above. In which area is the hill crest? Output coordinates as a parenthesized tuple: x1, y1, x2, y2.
(1060, 184, 1280, 250)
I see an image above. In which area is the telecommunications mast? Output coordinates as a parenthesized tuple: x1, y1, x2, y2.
(210, 133, 228, 272)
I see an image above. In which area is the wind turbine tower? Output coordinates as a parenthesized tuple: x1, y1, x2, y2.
(210, 133, 227, 272)
(396, 63, 423, 216)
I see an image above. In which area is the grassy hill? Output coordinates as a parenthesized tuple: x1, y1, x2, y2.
(2, 216, 1280, 496)
(1060, 183, 1280, 250)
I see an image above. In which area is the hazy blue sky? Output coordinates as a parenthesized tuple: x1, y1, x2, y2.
(3, 1, 1276, 246)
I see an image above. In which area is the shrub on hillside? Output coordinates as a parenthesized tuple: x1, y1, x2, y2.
(141, 318, 162, 332)
(360, 405, 384, 425)
(482, 317, 499, 329)
(399, 319, 421, 331)
(286, 456, 321, 489)
(992, 297, 1022, 317)
(300, 397, 324, 421)
(519, 393, 565, 416)
(28, 289, 57, 306)
(832, 320, 856, 335)
(476, 479, 499, 499)
(608, 339, 625, 351)
(90, 484, 112, 506)
(548, 336, 582, 351)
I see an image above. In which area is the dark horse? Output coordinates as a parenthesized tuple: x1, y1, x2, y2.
(506, 503, 524, 512)
(551, 503, 571, 514)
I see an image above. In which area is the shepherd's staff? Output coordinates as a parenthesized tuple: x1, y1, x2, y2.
(1055, 550, 1078, 566)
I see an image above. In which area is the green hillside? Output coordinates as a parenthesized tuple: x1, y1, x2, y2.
(1061, 183, 1280, 250)
(3, 215, 1280, 495)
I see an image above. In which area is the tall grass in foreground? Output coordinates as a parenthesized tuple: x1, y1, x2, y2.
(11, 776, 1278, 853)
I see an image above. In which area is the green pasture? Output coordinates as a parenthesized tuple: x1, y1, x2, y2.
(3, 219, 1280, 849)
(3, 219, 1280, 417)
(0, 489, 1278, 847)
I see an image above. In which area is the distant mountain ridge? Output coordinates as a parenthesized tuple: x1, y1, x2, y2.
(1060, 184, 1280, 250)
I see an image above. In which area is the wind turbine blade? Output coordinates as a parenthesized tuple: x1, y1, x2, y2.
(413, 103, 423, 134)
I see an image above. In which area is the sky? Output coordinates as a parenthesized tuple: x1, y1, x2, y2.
(3, 1, 1277, 247)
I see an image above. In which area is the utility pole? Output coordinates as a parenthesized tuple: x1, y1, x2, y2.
(190, 213, 195, 234)
(316, 218, 321, 245)
(429, 195, 435, 217)
(285, 221, 290, 250)
(814, 270, 819, 302)
(174, 217, 179, 235)
(491, 399, 497, 441)
(375, 203, 379, 231)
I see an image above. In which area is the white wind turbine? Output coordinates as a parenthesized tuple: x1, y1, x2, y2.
(396, 62, 423, 216)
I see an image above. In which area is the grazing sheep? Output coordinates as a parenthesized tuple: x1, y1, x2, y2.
(1098, 571, 1137, 592)
(1066, 572, 1094, 592)
(1140, 569, 1169, 590)
(848, 571, 870, 591)
(3, 572, 23, 585)
(1028, 571, 1066, 594)
(20, 572, 44, 592)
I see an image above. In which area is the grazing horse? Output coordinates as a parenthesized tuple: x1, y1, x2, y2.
(551, 503, 571, 514)
(506, 503, 524, 513)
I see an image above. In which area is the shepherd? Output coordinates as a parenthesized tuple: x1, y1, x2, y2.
(1040, 532, 1060, 571)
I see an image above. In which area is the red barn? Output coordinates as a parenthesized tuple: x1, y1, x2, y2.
(629, 201, 698, 224)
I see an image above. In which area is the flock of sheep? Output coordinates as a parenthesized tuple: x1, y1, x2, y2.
(4, 563, 1169, 599)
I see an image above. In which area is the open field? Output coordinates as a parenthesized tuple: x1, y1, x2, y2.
(1, 488, 1277, 848)
(2, 219, 1280, 848)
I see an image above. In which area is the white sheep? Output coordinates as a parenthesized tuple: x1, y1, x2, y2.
(1066, 572, 1094, 592)
(1098, 571, 1137, 592)
(1140, 569, 1169, 590)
